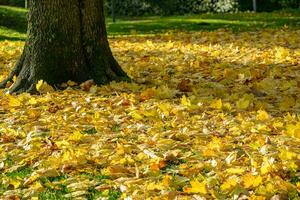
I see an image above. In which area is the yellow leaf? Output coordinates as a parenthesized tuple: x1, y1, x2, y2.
(260, 157, 273, 175)
(202, 148, 217, 157)
(35, 80, 44, 91)
(24, 172, 40, 186)
(257, 124, 270, 132)
(116, 144, 125, 155)
(8, 178, 22, 189)
(256, 110, 269, 121)
(143, 109, 157, 117)
(68, 131, 83, 142)
(242, 174, 262, 188)
(274, 46, 289, 61)
(8, 95, 22, 107)
(181, 95, 191, 107)
(36, 80, 54, 93)
(28, 97, 37, 105)
(130, 111, 143, 120)
(287, 161, 298, 172)
(13, 75, 17, 82)
(67, 80, 77, 86)
(286, 122, 300, 139)
(223, 102, 232, 111)
(140, 88, 156, 101)
(221, 177, 238, 191)
(27, 109, 40, 119)
(147, 181, 165, 191)
(184, 180, 207, 194)
(249, 195, 266, 200)
(236, 97, 250, 109)
(296, 182, 300, 190)
(162, 175, 172, 187)
(265, 182, 276, 194)
(273, 121, 284, 129)
(62, 150, 72, 162)
(207, 137, 222, 150)
(210, 99, 222, 110)
(254, 78, 276, 93)
(156, 85, 175, 99)
(94, 111, 100, 119)
(279, 96, 295, 110)
(279, 149, 297, 160)
(158, 103, 171, 116)
(252, 176, 263, 187)
(30, 181, 43, 191)
(226, 167, 245, 174)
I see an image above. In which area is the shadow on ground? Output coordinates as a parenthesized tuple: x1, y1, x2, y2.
(107, 11, 300, 35)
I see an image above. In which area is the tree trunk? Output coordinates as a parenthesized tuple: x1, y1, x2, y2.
(0, 0, 129, 93)
(252, 0, 257, 12)
(25, 0, 29, 9)
(111, 0, 116, 23)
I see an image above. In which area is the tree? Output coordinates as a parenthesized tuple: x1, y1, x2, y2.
(0, 0, 129, 93)
(252, 0, 257, 11)
(25, 0, 30, 9)
(111, 0, 116, 23)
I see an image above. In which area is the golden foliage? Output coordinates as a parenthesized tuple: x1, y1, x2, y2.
(0, 28, 299, 199)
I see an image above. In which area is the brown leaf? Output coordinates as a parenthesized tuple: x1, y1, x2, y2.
(177, 79, 192, 92)
(80, 80, 95, 91)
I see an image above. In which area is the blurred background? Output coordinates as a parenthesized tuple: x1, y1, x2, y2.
(0, 0, 299, 16)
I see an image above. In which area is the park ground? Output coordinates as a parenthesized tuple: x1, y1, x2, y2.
(0, 5, 300, 200)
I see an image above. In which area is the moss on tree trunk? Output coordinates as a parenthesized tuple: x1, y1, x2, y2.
(0, 0, 129, 93)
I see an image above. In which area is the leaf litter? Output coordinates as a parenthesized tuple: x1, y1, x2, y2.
(0, 28, 300, 199)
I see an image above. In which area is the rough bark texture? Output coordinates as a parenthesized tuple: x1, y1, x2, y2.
(0, 0, 129, 93)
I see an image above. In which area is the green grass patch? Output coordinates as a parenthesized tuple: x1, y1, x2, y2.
(80, 172, 110, 181)
(0, 25, 26, 41)
(86, 187, 121, 200)
(39, 188, 70, 200)
(0, 6, 27, 31)
(5, 166, 33, 179)
(1, 5, 300, 41)
(39, 175, 70, 200)
(106, 10, 300, 35)
(0, 5, 27, 41)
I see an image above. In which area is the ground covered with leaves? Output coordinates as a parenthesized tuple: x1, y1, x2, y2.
(0, 27, 300, 199)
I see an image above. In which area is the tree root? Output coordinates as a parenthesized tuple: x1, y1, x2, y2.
(0, 45, 38, 94)
(8, 76, 37, 94)
(90, 49, 131, 84)
(0, 52, 25, 89)
(111, 63, 131, 82)
(1, 44, 130, 94)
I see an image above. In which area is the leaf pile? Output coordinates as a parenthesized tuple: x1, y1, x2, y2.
(0, 28, 300, 199)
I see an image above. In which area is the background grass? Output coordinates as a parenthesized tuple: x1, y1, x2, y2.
(0, 5, 299, 41)
(0, 5, 300, 200)
(0, 6, 27, 40)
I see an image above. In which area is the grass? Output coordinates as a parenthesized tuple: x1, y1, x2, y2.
(0, 166, 33, 195)
(37, 173, 120, 200)
(5, 166, 33, 179)
(0, 5, 299, 41)
(107, 11, 300, 35)
(0, 167, 120, 199)
(0, 6, 27, 40)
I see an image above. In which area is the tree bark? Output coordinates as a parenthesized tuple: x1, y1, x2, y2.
(25, 0, 30, 9)
(111, 0, 116, 23)
(0, 0, 129, 93)
(252, 0, 257, 12)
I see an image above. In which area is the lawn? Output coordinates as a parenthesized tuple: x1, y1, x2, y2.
(0, 5, 300, 200)
(0, 5, 300, 40)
